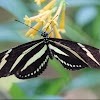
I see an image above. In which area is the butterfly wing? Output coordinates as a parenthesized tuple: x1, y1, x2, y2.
(0, 39, 49, 79)
(49, 38, 100, 70)
(15, 44, 49, 79)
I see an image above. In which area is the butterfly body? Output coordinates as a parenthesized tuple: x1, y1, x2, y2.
(41, 32, 54, 59)
(0, 31, 100, 79)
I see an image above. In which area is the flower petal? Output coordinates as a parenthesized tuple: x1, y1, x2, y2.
(54, 25, 61, 38)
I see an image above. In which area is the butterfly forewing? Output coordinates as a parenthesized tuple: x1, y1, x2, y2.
(0, 39, 44, 78)
(49, 40, 87, 70)
(49, 38, 100, 69)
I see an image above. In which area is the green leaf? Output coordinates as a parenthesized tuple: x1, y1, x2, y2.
(35, 78, 63, 95)
(92, 7, 100, 41)
(9, 83, 26, 99)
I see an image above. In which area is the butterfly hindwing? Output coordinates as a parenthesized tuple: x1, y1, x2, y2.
(15, 44, 49, 79)
(15, 45, 49, 79)
(0, 39, 44, 78)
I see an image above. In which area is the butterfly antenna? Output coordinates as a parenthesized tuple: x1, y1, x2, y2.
(15, 19, 42, 34)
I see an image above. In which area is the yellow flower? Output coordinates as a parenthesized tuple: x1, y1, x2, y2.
(26, 10, 53, 39)
(24, 15, 31, 27)
(43, 18, 61, 38)
(25, 22, 42, 38)
(42, 1, 63, 39)
(42, 17, 51, 31)
(52, 1, 63, 22)
(49, 1, 63, 27)
(39, 0, 56, 13)
(58, 4, 66, 33)
(34, 0, 46, 7)
(36, 18, 45, 26)
(42, 16, 54, 38)
(24, 0, 67, 39)
(54, 25, 61, 38)
(24, 12, 47, 27)
(49, 1, 63, 38)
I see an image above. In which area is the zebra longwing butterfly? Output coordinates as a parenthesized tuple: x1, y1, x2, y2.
(0, 31, 100, 79)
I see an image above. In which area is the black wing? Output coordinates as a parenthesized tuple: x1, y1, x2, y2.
(0, 39, 49, 79)
(15, 44, 49, 79)
(49, 38, 100, 70)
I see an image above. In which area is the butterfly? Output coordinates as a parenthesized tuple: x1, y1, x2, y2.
(0, 30, 100, 79)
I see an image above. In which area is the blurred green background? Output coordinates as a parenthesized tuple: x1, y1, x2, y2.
(0, 0, 100, 99)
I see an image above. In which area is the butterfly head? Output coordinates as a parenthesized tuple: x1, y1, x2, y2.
(41, 31, 49, 38)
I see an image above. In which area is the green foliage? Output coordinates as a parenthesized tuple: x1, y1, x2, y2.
(0, 0, 100, 99)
